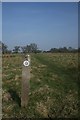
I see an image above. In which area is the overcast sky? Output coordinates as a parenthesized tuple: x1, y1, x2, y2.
(2, 2, 78, 50)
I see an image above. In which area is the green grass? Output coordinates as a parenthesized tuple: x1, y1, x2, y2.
(2, 53, 78, 118)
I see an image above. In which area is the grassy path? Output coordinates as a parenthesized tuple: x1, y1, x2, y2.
(33, 53, 78, 91)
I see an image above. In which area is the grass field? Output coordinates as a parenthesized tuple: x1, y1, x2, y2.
(2, 53, 79, 118)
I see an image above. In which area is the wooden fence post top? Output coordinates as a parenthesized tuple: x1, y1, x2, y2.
(23, 54, 30, 67)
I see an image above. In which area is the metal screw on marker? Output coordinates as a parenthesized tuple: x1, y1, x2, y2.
(23, 60, 30, 67)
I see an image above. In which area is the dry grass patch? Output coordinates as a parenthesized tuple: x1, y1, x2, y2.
(36, 102, 48, 117)
(36, 97, 53, 118)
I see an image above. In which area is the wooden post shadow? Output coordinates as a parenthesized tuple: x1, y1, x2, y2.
(8, 89, 21, 107)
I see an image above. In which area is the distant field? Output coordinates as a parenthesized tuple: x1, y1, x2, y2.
(2, 53, 79, 118)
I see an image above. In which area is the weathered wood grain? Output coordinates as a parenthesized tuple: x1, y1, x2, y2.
(21, 55, 30, 107)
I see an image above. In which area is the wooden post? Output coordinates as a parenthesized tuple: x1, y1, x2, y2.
(21, 54, 30, 107)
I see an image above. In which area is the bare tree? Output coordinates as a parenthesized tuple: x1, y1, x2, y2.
(13, 46, 20, 53)
(2, 42, 8, 54)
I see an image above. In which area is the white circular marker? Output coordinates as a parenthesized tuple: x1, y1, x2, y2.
(23, 60, 30, 67)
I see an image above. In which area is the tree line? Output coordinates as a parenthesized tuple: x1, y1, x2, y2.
(1, 42, 41, 54)
(0, 41, 79, 54)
